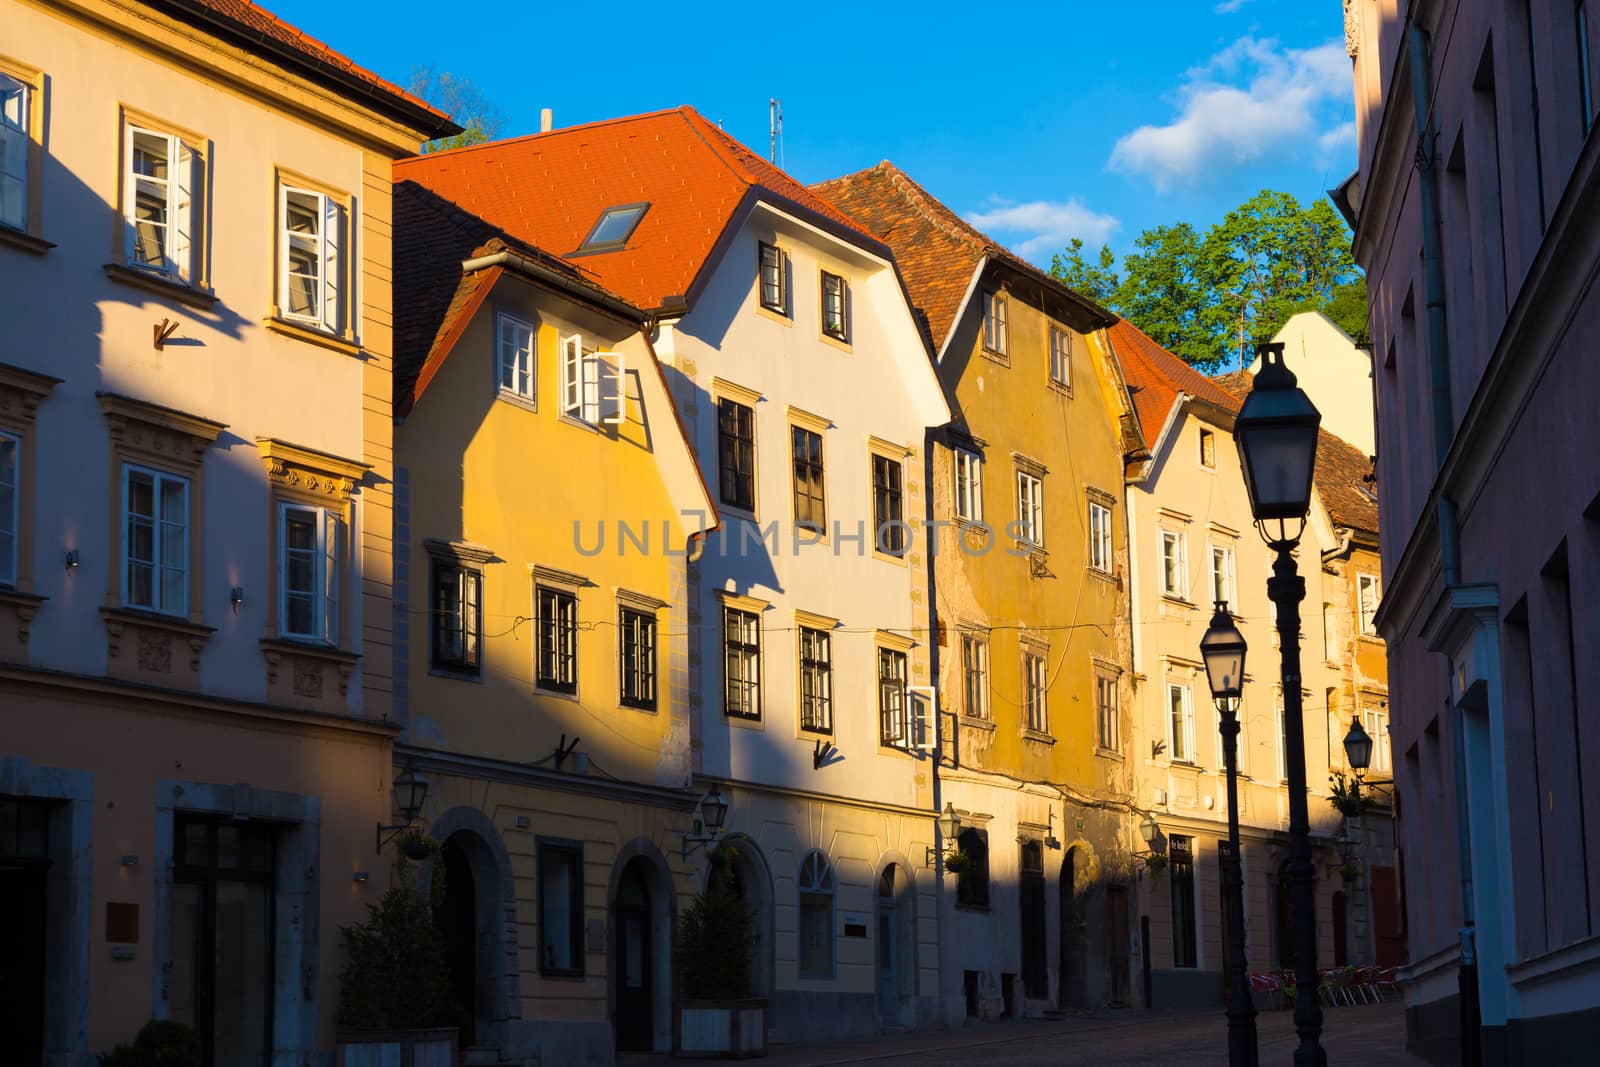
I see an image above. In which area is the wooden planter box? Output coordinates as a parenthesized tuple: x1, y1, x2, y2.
(673, 999, 768, 1058)
(337, 1027, 458, 1067)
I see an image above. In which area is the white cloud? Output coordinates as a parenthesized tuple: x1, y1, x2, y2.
(1214, 0, 1252, 12)
(1318, 120, 1357, 153)
(1107, 36, 1355, 191)
(965, 197, 1121, 260)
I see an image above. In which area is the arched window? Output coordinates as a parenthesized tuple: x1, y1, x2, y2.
(798, 851, 835, 978)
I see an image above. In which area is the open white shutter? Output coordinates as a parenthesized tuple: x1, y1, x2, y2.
(174, 139, 195, 283)
(561, 334, 582, 417)
(596, 350, 626, 425)
(122, 124, 138, 264)
(322, 194, 341, 333)
(909, 686, 938, 752)
(323, 510, 341, 644)
(581, 347, 601, 423)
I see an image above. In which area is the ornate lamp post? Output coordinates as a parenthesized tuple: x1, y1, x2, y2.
(1201, 602, 1258, 1067)
(1234, 341, 1326, 1067)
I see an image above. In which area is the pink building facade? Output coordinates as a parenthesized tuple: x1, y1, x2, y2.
(1343, 0, 1600, 1062)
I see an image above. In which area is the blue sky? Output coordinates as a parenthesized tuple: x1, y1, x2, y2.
(272, 0, 1356, 266)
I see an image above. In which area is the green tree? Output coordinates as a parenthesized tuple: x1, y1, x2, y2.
(1114, 222, 1218, 368)
(1049, 238, 1120, 307)
(407, 68, 506, 153)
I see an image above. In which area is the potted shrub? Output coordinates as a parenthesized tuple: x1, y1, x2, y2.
(99, 1019, 201, 1066)
(334, 840, 460, 1066)
(674, 844, 765, 1058)
(941, 847, 975, 876)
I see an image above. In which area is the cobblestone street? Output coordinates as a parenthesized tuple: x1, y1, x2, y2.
(746, 1002, 1423, 1067)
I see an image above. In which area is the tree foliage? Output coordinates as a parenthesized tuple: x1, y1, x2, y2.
(407, 67, 506, 153)
(675, 845, 756, 1000)
(336, 857, 454, 1030)
(1048, 189, 1367, 371)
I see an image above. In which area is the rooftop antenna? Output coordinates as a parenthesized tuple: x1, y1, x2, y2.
(769, 98, 783, 166)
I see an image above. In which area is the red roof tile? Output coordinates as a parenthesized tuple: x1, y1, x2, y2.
(155, 0, 453, 132)
(1106, 319, 1241, 451)
(811, 162, 1114, 355)
(392, 107, 876, 310)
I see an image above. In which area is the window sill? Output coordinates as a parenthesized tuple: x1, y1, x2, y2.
(958, 714, 995, 732)
(1087, 565, 1118, 585)
(1160, 593, 1196, 608)
(495, 390, 539, 414)
(620, 700, 659, 714)
(264, 316, 361, 357)
(1095, 746, 1125, 762)
(871, 550, 910, 567)
(1047, 379, 1072, 398)
(756, 303, 792, 326)
(536, 684, 581, 704)
(261, 636, 358, 667)
(726, 712, 764, 730)
(1357, 633, 1384, 645)
(429, 665, 484, 683)
(718, 504, 760, 526)
(103, 605, 214, 639)
(103, 264, 217, 310)
(0, 226, 54, 255)
(979, 347, 1010, 368)
(818, 330, 852, 353)
(558, 413, 603, 435)
(1022, 728, 1055, 745)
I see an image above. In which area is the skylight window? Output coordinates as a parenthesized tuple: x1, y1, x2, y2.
(576, 202, 648, 253)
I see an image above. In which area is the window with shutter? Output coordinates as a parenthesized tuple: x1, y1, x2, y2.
(0, 73, 30, 231)
(277, 502, 341, 644)
(125, 125, 202, 284)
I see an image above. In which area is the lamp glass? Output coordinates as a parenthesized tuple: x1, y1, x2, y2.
(936, 802, 961, 840)
(393, 767, 428, 822)
(702, 787, 729, 831)
(1235, 347, 1321, 522)
(1140, 813, 1159, 847)
(1200, 602, 1247, 702)
(1344, 716, 1374, 771)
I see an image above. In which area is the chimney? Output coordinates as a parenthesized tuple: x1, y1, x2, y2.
(539, 108, 553, 133)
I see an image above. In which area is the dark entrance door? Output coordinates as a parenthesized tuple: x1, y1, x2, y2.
(1369, 865, 1404, 966)
(0, 796, 51, 1067)
(1057, 847, 1087, 1008)
(615, 861, 653, 1051)
(1332, 890, 1348, 966)
(1104, 884, 1131, 1007)
(435, 836, 478, 1046)
(1019, 840, 1047, 998)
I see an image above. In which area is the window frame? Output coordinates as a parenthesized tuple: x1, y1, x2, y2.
(1209, 542, 1236, 607)
(0, 58, 45, 242)
(121, 462, 190, 617)
(961, 632, 990, 720)
(536, 838, 585, 978)
(1159, 528, 1189, 600)
(575, 201, 648, 254)
(1016, 470, 1044, 548)
(1048, 323, 1072, 389)
(797, 851, 837, 979)
(953, 447, 984, 525)
(790, 424, 826, 531)
(877, 643, 910, 749)
(1088, 499, 1113, 574)
(274, 174, 349, 337)
(955, 826, 990, 909)
(560, 332, 601, 425)
(118, 111, 207, 289)
(1167, 681, 1196, 764)
(758, 241, 787, 314)
(1276, 689, 1289, 782)
(981, 289, 1009, 357)
(717, 396, 757, 515)
(276, 500, 341, 645)
(1198, 427, 1217, 470)
(819, 270, 849, 342)
(1024, 649, 1049, 733)
(1096, 671, 1120, 752)
(535, 584, 579, 694)
(1357, 573, 1381, 636)
(618, 605, 658, 710)
(870, 449, 907, 559)
(798, 624, 833, 735)
(495, 311, 537, 405)
(723, 604, 763, 721)
(428, 555, 483, 678)
(1362, 704, 1392, 774)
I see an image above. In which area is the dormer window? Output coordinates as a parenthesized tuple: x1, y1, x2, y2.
(576, 202, 648, 254)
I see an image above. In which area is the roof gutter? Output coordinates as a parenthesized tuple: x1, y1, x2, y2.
(462, 250, 646, 325)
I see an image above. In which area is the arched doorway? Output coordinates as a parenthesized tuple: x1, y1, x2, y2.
(1058, 847, 1088, 1009)
(614, 860, 654, 1051)
(435, 835, 480, 1045)
(875, 863, 916, 1029)
(716, 834, 774, 998)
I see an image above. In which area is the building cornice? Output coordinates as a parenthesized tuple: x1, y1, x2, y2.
(400, 743, 700, 810)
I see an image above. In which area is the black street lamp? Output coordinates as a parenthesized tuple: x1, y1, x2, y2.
(376, 764, 430, 856)
(1201, 601, 1258, 1067)
(1235, 341, 1326, 1067)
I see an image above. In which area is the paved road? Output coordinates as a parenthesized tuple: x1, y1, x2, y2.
(751, 1001, 1425, 1067)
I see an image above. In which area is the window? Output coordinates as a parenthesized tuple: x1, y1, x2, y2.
(170, 815, 277, 1066)
(1322, 605, 1337, 661)
(981, 289, 1008, 355)
(1210, 544, 1235, 607)
(1024, 651, 1048, 732)
(1048, 324, 1072, 387)
(798, 626, 832, 733)
(1167, 682, 1195, 763)
(561, 334, 598, 423)
(536, 586, 578, 693)
(537, 840, 584, 976)
(124, 124, 200, 283)
(724, 606, 762, 719)
(961, 633, 989, 719)
(878, 646, 909, 747)
(0, 73, 29, 231)
(1170, 835, 1198, 968)
(0, 431, 15, 587)
(1016, 471, 1043, 547)
(797, 852, 836, 978)
(1363, 705, 1392, 773)
(872, 453, 906, 557)
(1276, 692, 1289, 781)
(1096, 672, 1119, 751)
(1580, 2, 1595, 135)
(1160, 529, 1188, 599)
(279, 503, 341, 643)
(430, 561, 481, 674)
(577, 202, 647, 253)
(791, 426, 825, 530)
(820, 271, 848, 341)
(717, 398, 756, 513)
(123, 465, 189, 615)
(1089, 500, 1113, 573)
(1357, 574, 1381, 635)
(619, 607, 656, 710)
(497, 313, 536, 402)
(955, 827, 990, 908)
(1198, 428, 1216, 469)
(277, 184, 344, 333)
(759, 241, 786, 312)
(954, 448, 983, 524)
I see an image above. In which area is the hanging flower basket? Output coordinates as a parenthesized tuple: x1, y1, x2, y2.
(1337, 861, 1362, 883)
(1143, 853, 1169, 876)
(942, 848, 975, 876)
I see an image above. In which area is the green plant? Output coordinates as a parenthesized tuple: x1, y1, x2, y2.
(676, 844, 755, 1000)
(99, 1019, 201, 1067)
(336, 857, 453, 1030)
(1327, 771, 1376, 818)
(1338, 861, 1363, 882)
(941, 847, 975, 875)
(1143, 853, 1169, 875)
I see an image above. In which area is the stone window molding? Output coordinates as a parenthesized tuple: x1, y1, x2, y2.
(0, 362, 59, 658)
(256, 436, 368, 509)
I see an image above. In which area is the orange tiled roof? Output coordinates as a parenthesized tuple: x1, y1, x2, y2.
(392, 107, 876, 310)
(811, 162, 1114, 356)
(150, 0, 455, 134)
(1106, 319, 1242, 451)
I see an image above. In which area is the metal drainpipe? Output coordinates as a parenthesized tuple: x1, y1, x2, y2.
(1408, 22, 1479, 1064)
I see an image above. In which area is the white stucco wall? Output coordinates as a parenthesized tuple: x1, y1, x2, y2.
(1257, 311, 1376, 459)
